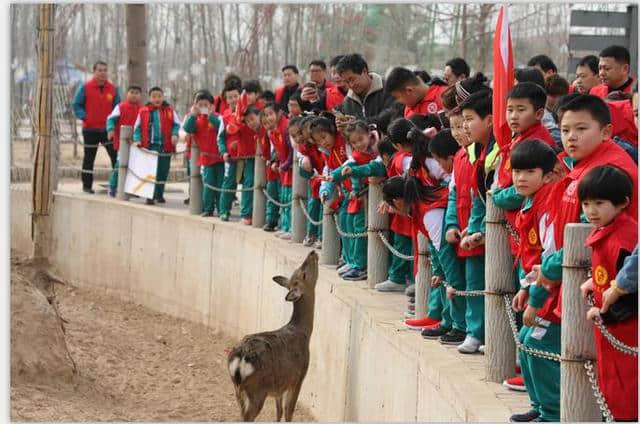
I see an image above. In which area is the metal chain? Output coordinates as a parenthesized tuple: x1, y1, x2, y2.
(502, 220, 521, 244)
(584, 360, 615, 422)
(586, 294, 638, 356)
(503, 294, 562, 362)
(297, 198, 323, 226)
(442, 281, 485, 297)
(139, 147, 185, 157)
(77, 141, 114, 148)
(376, 231, 414, 260)
(262, 188, 292, 208)
(332, 213, 367, 239)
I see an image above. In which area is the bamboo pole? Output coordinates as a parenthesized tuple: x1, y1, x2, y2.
(252, 151, 266, 228)
(561, 223, 600, 422)
(484, 193, 517, 383)
(290, 159, 307, 243)
(320, 202, 340, 265)
(31, 4, 56, 261)
(189, 145, 203, 215)
(366, 182, 388, 288)
(414, 233, 431, 318)
(116, 125, 132, 200)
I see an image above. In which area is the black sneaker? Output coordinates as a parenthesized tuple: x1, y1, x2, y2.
(200, 211, 214, 217)
(408, 296, 415, 304)
(183, 198, 190, 205)
(156, 197, 166, 204)
(145, 199, 155, 205)
(421, 324, 451, 339)
(262, 223, 276, 232)
(405, 283, 415, 297)
(509, 410, 541, 422)
(439, 328, 466, 345)
(82, 187, 95, 194)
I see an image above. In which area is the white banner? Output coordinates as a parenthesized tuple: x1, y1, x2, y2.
(124, 145, 159, 199)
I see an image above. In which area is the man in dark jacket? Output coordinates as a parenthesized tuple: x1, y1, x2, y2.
(275, 65, 302, 114)
(333, 53, 398, 133)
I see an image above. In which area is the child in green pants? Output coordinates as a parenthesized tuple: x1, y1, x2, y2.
(133, 86, 181, 205)
(182, 90, 226, 216)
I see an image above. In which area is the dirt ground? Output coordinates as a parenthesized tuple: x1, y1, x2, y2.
(10, 256, 314, 422)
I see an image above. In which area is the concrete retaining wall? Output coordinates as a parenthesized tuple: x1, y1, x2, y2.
(10, 186, 526, 421)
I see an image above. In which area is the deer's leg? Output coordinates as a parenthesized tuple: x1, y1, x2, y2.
(284, 380, 303, 422)
(242, 389, 268, 422)
(234, 387, 247, 420)
(275, 396, 283, 422)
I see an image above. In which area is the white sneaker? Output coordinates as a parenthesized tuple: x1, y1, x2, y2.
(478, 344, 485, 354)
(314, 240, 322, 250)
(457, 335, 482, 354)
(375, 280, 406, 292)
(337, 263, 351, 274)
(274, 230, 284, 237)
(404, 310, 415, 319)
(279, 232, 292, 240)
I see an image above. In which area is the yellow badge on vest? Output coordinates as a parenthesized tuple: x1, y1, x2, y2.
(528, 228, 538, 245)
(594, 265, 608, 286)
(504, 158, 511, 172)
(106, 93, 113, 101)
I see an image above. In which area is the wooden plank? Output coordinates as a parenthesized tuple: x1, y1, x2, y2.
(569, 33, 629, 52)
(570, 10, 629, 28)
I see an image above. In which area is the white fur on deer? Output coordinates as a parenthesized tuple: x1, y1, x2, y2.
(227, 250, 319, 422)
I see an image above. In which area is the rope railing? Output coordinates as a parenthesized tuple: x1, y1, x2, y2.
(332, 213, 367, 239)
(262, 188, 292, 208)
(298, 198, 323, 226)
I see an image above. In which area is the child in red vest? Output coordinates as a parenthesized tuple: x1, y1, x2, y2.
(133, 86, 181, 205)
(293, 116, 324, 248)
(578, 165, 638, 421)
(538, 95, 637, 300)
(261, 103, 292, 239)
(501, 140, 562, 423)
(106, 85, 142, 196)
(313, 116, 352, 278)
(327, 121, 381, 281)
(182, 90, 226, 216)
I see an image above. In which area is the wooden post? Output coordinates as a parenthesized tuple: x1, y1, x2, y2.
(31, 4, 56, 262)
(116, 125, 132, 200)
(414, 233, 431, 318)
(189, 144, 202, 215)
(561, 223, 600, 422)
(320, 202, 340, 265)
(290, 159, 307, 243)
(484, 193, 517, 383)
(252, 152, 266, 228)
(366, 182, 389, 288)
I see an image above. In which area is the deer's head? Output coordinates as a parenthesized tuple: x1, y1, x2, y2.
(272, 251, 319, 302)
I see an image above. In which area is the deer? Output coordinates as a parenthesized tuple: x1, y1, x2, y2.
(227, 250, 319, 422)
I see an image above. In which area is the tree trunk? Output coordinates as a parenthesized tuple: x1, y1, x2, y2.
(284, 6, 291, 65)
(186, 4, 194, 96)
(461, 4, 468, 60)
(32, 3, 57, 261)
(126, 5, 148, 96)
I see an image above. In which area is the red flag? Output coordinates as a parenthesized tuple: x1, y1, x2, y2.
(492, 5, 515, 150)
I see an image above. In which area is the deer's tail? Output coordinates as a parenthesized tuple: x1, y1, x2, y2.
(228, 353, 256, 385)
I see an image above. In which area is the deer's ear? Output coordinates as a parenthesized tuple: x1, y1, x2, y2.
(273, 276, 289, 288)
(285, 287, 302, 302)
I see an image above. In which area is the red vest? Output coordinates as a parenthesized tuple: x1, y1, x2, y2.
(213, 95, 230, 115)
(515, 184, 561, 324)
(192, 114, 223, 166)
(585, 212, 638, 420)
(298, 143, 324, 199)
(589, 77, 635, 98)
(83, 78, 116, 130)
(548, 141, 638, 249)
(608, 100, 638, 146)
(497, 122, 556, 255)
(410, 200, 443, 276)
(404, 85, 447, 117)
(138, 103, 176, 153)
(268, 116, 292, 186)
(347, 150, 377, 213)
(113, 101, 141, 151)
(388, 152, 413, 237)
(453, 148, 484, 257)
(325, 86, 346, 111)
